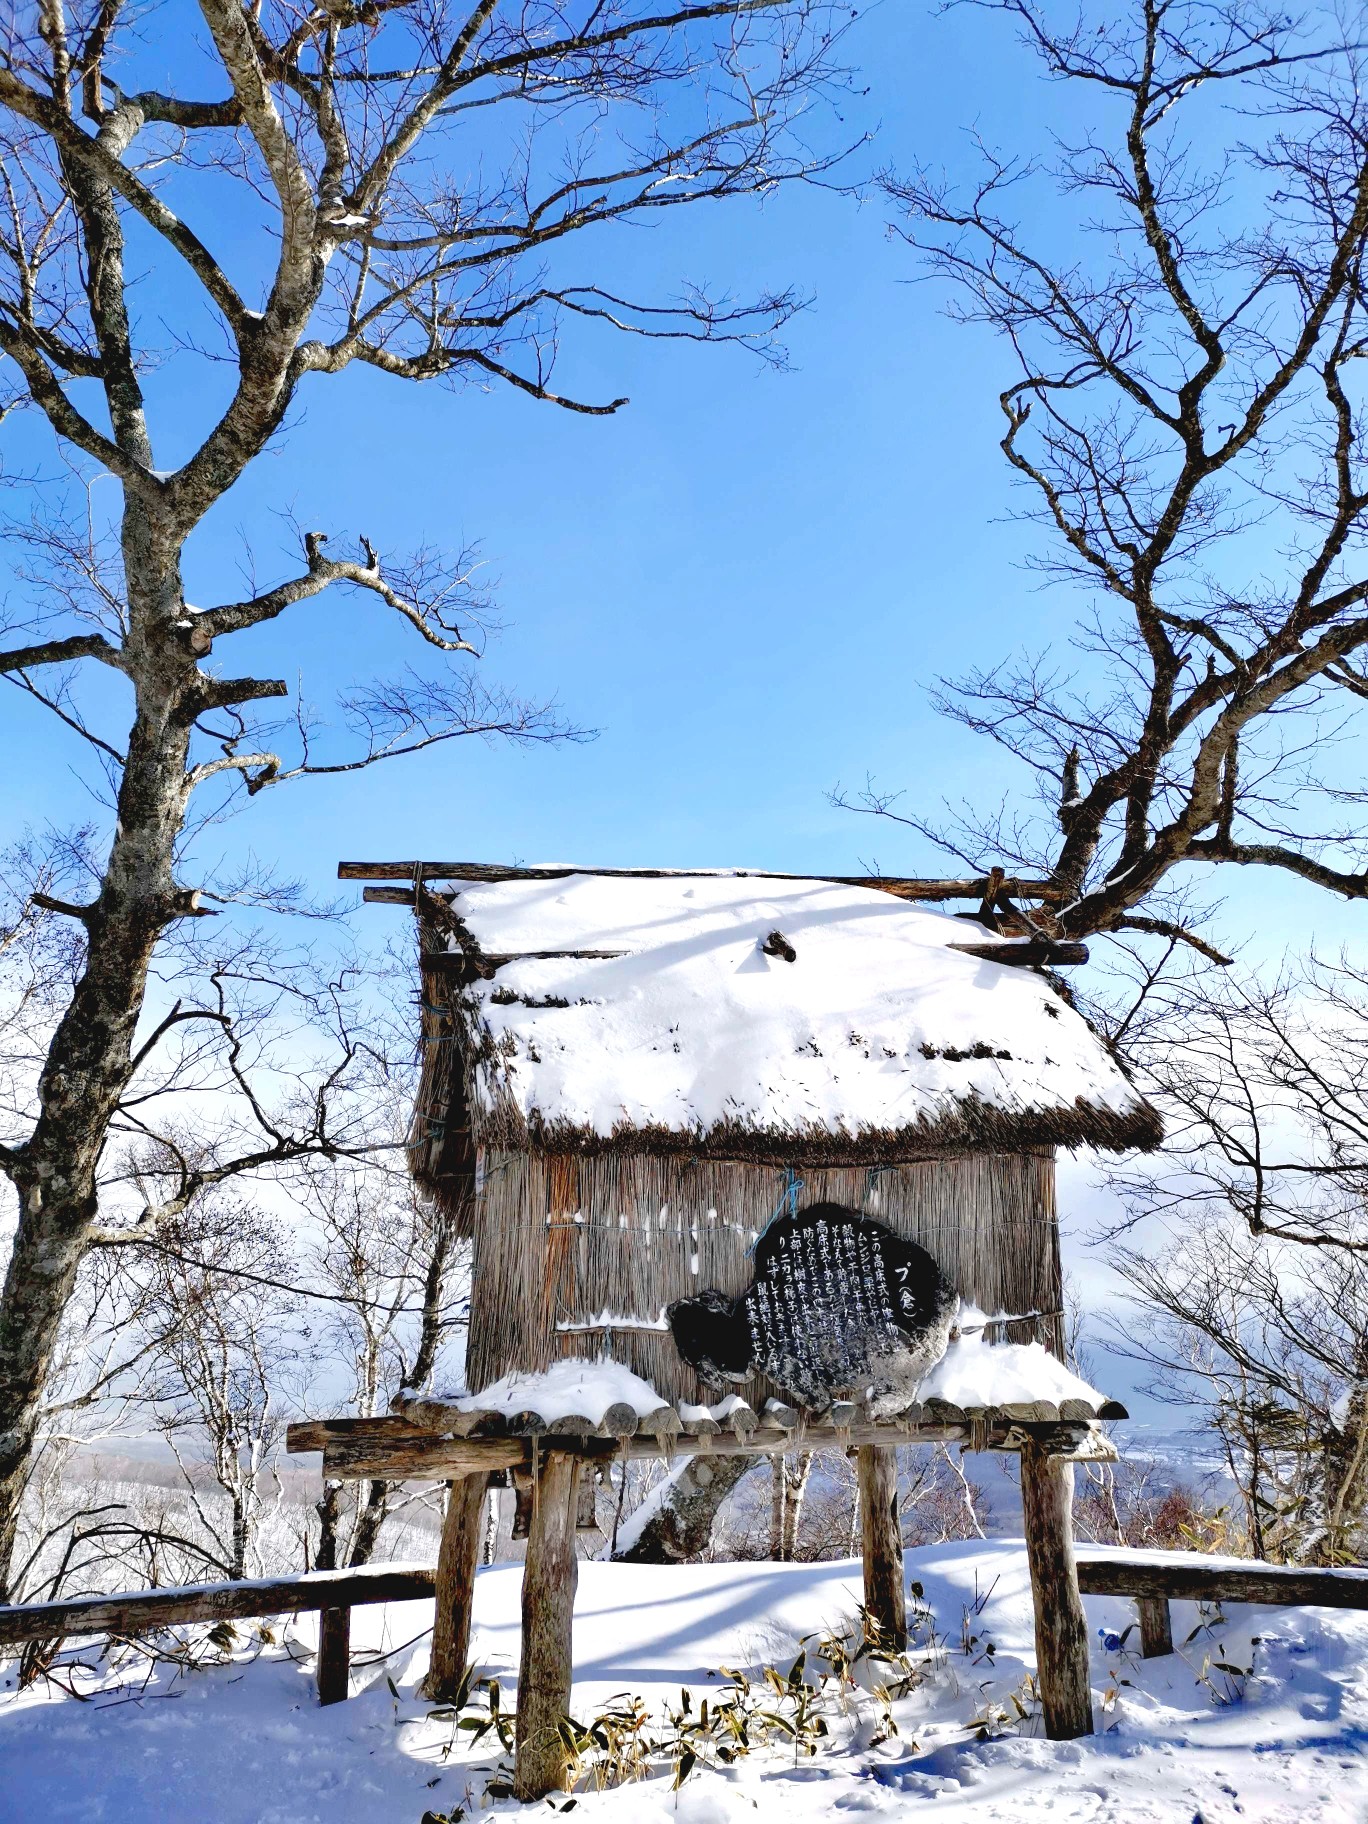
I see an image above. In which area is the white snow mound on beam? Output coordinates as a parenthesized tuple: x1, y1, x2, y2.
(447, 1358, 668, 1424)
(433, 1327, 1113, 1420)
(918, 1328, 1107, 1409)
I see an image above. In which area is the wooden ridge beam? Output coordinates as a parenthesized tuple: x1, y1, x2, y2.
(950, 939, 1089, 967)
(421, 940, 629, 966)
(341, 862, 1058, 903)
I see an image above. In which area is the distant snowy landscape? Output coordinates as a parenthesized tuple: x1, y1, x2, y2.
(5, 1540, 1367, 1823)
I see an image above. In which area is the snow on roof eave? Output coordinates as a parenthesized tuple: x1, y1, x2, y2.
(469, 1095, 1165, 1164)
(414, 871, 1165, 1163)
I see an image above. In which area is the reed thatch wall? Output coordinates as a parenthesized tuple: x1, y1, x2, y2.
(465, 1150, 1062, 1407)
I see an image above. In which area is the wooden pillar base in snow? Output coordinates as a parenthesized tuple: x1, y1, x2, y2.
(317, 1605, 350, 1705)
(1019, 1441, 1092, 1739)
(514, 1450, 581, 1800)
(858, 1443, 906, 1650)
(424, 1472, 488, 1703)
(1137, 1595, 1173, 1658)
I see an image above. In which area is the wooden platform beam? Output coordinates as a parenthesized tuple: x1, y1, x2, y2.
(424, 1474, 488, 1703)
(286, 1413, 1118, 1484)
(1020, 1442, 1092, 1740)
(514, 1451, 581, 1800)
(858, 1444, 906, 1649)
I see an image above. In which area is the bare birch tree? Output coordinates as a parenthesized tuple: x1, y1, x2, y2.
(846, 0, 1368, 961)
(300, 1150, 467, 1570)
(0, 0, 850, 1595)
(142, 1198, 298, 1581)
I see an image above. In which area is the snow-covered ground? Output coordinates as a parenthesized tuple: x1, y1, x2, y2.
(4, 1540, 1366, 1823)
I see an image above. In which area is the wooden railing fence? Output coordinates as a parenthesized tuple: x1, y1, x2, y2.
(0, 1563, 437, 1704)
(1077, 1549, 1368, 1658)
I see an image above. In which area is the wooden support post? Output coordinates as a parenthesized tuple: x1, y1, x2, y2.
(424, 1473, 489, 1702)
(514, 1451, 581, 1801)
(317, 1605, 350, 1705)
(1019, 1442, 1092, 1739)
(858, 1444, 906, 1650)
(1137, 1595, 1173, 1658)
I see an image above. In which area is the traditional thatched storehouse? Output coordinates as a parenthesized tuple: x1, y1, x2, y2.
(291, 862, 1163, 1796)
(408, 868, 1159, 1406)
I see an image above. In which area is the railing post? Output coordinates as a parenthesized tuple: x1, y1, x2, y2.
(514, 1450, 581, 1800)
(1137, 1595, 1173, 1658)
(317, 1605, 351, 1705)
(1020, 1441, 1093, 1739)
(424, 1472, 488, 1701)
(858, 1444, 906, 1649)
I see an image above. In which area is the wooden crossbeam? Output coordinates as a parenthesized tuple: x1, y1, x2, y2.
(285, 1414, 433, 1451)
(421, 945, 628, 966)
(341, 862, 1057, 903)
(402, 921, 1089, 971)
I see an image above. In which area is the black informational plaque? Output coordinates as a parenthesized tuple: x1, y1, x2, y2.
(667, 1201, 957, 1410)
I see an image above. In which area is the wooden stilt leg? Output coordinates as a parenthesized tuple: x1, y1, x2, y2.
(514, 1451, 581, 1801)
(858, 1444, 906, 1650)
(1019, 1442, 1093, 1739)
(316, 1605, 350, 1705)
(1137, 1595, 1173, 1658)
(424, 1473, 489, 1702)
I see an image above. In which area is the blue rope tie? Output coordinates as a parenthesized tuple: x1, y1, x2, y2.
(747, 1165, 804, 1256)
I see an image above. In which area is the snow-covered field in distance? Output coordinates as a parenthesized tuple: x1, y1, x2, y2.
(4, 1540, 1366, 1824)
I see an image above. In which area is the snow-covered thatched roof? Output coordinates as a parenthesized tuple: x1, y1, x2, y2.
(421, 871, 1161, 1163)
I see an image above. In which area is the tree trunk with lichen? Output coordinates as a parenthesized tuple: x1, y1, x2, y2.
(0, 526, 196, 1596)
(612, 1453, 754, 1563)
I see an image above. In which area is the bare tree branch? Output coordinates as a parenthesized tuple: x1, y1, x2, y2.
(862, 2, 1368, 952)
